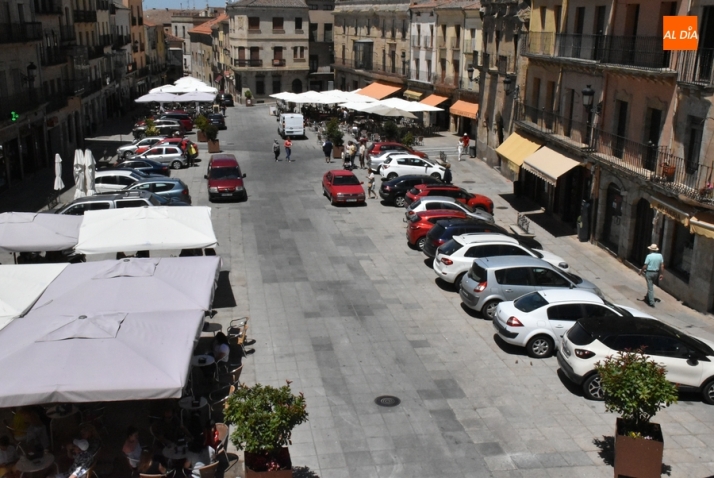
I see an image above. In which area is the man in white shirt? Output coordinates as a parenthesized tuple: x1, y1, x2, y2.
(186, 441, 215, 478)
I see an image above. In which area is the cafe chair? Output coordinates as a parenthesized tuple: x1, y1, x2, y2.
(214, 423, 237, 471)
(216, 365, 243, 388)
(208, 385, 235, 419)
(197, 462, 219, 478)
(139, 474, 165, 478)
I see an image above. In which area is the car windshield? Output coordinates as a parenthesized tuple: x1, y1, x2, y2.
(602, 299, 633, 317)
(438, 239, 461, 256)
(209, 167, 242, 179)
(514, 292, 549, 313)
(333, 175, 360, 186)
(564, 272, 583, 284)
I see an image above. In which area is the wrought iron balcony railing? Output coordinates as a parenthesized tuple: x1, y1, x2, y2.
(234, 58, 263, 67)
(0, 22, 42, 43)
(74, 10, 97, 22)
(677, 48, 714, 86)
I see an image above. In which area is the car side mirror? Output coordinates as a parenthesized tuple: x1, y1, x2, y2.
(243, 174, 247, 178)
(687, 353, 699, 365)
(204, 174, 208, 179)
(569, 283, 576, 289)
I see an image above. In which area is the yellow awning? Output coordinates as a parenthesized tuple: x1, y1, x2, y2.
(690, 210, 714, 239)
(420, 94, 449, 107)
(357, 81, 403, 100)
(522, 146, 580, 186)
(449, 100, 479, 119)
(403, 90, 423, 100)
(495, 132, 542, 173)
(650, 193, 698, 226)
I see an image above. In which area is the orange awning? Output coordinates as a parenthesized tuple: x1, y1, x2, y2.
(449, 100, 479, 119)
(358, 81, 402, 100)
(420, 94, 449, 107)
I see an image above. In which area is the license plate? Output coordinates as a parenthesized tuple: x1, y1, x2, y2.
(346, 199, 357, 202)
(221, 193, 233, 196)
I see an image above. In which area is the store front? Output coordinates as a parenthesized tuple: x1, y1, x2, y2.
(495, 132, 542, 183)
(449, 100, 478, 139)
(420, 94, 449, 131)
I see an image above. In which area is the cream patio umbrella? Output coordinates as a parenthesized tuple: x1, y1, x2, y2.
(84, 149, 96, 196)
(53, 154, 64, 191)
(72, 149, 85, 199)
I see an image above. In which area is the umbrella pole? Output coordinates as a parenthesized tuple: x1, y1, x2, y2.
(13, 252, 17, 264)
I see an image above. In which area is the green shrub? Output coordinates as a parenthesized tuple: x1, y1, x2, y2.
(401, 132, 415, 148)
(145, 118, 159, 137)
(194, 114, 209, 132)
(244, 90, 253, 99)
(326, 118, 344, 147)
(205, 124, 219, 142)
(382, 121, 398, 141)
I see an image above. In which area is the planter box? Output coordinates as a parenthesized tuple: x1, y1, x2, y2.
(244, 448, 292, 478)
(333, 146, 344, 159)
(197, 130, 207, 142)
(614, 418, 664, 478)
(208, 140, 220, 153)
(246, 99, 253, 106)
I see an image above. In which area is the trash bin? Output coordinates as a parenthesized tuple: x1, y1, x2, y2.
(469, 145, 476, 158)
(578, 200, 591, 242)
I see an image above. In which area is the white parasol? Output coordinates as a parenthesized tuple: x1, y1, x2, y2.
(73, 149, 85, 199)
(53, 154, 64, 191)
(84, 149, 96, 196)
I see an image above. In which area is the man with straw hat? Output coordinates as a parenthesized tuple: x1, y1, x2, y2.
(639, 244, 664, 307)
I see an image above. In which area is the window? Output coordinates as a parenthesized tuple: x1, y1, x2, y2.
(495, 267, 532, 286)
(401, 19, 406, 39)
(381, 19, 385, 38)
(366, 19, 371, 36)
(295, 17, 302, 31)
(272, 77, 281, 93)
(116, 199, 149, 208)
(274, 47, 283, 60)
(153, 183, 173, 192)
(465, 244, 500, 258)
(354, 19, 358, 35)
(685, 115, 703, 173)
(238, 47, 245, 60)
(532, 268, 570, 287)
(293, 46, 304, 59)
(309, 4, 317, 10)
(547, 304, 585, 321)
(248, 17, 260, 30)
(324, 23, 332, 42)
(256, 77, 265, 95)
(647, 336, 689, 358)
(582, 304, 618, 319)
(539, 6, 546, 30)
(116, 176, 135, 186)
(670, 221, 694, 281)
(273, 17, 284, 31)
(554, 5, 562, 33)
(309, 23, 317, 41)
(499, 245, 530, 256)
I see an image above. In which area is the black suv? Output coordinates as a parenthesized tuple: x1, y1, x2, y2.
(217, 93, 234, 106)
(379, 174, 442, 207)
(422, 219, 509, 258)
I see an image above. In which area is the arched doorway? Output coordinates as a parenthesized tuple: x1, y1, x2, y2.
(601, 183, 623, 253)
(291, 79, 303, 93)
(629, 198, 654, 267)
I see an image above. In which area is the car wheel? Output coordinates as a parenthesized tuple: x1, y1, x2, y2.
(330, 194, 336, 206)
(171, 160, 182, 170)
(454, 272, 466, 288)
(417, 237, 426, 251)
(481, 300, 500, 320)
(526, 335, 554, 358)
(431, 172, 441, 179)
(702, 378, 714, 405)
(394, 195, 407, 207)
(583, 374, 605, 401)
(387, 173, 398, 180)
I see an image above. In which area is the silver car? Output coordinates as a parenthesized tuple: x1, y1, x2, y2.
(116, 137, 164, 159)
(459, 255, 600, 320)
(130, 145, 187, 170)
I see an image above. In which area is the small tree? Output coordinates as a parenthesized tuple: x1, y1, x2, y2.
(401, 131, 415, 148)
(204, 124, 219, 142)
(145, 118, 159, 137)
(244, 90, 253, 100)
(325, 118, 344, 147)
(595, 349, 678, 436)
(382, 121, 398, 141)
(224, 382, 308, 471)
(194, 114, 209, 132)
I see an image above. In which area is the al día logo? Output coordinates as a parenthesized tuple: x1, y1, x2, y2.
(663, 16, 698, 50)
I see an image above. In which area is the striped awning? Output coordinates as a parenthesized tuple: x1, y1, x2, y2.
(449, 100, 479, 119)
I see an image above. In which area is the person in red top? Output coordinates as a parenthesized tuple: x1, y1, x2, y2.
(284, 138, 293, 161)
(203, 421, 220, 449)
(461, 134, 470, 160)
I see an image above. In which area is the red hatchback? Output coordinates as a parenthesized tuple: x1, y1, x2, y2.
(322, 170, 366, 206)
(367, 142, 428, 159)
(205, 154, 247, 201)
(405, 184, 494, 214)
(406, 209, 468, 250)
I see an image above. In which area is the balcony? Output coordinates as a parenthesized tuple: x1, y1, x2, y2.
(450, 37, 460, 50)
(234, 58, 263, 67)
(434, 73, 460, 89)
(0, 92, 46, 120)
(676, 49, 714, 87)
(60, 25, 75, 43)
(410, 70, 436, 83)
(0, 22, 43, 43)
(100, 34, 112, 47)
(324, 31, 333, 42)
(437, 36, 446, 49)
(411, 35, 421, 48)
(74, 10, 97, 22)
(97, 0, 109, 10)
(83, 78, 103, 97)
(47, 95, 69, 112)
(515, 100, 709, 203)
(272, 59, 286, 67)
(42, 47, 67, 66)
(34, 0, 61, 15)
(88, 45, 105, 60)
(522, 32, 674, 71)
(337, 58, 409, 78)
(132, 44, 139, 53)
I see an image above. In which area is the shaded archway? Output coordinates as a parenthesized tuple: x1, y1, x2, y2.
(629, 198, 654, 267)
(601, 182, 623, 253)
(291, 79, 303, 93)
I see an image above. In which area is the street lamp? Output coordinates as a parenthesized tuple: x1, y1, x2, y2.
(467, 66, 475, 81)
(582, 84, 595, 145)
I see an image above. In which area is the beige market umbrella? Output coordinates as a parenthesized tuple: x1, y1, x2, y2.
(53, 154, 64, 191)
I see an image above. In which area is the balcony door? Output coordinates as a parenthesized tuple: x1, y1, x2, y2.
(698, 7, 714, 82)
(593, 6, 606, 60)
(572, 7, 585, 58)
(622, 4, 639, 65)
(643, 107, 662, 171)
(613, 100, 628, 159)
(629, 198, 654, 268)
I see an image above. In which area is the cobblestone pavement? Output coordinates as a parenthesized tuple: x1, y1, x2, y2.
(18, 103, 714, 477)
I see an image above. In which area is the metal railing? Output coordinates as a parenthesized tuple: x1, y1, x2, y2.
(410, 70, 436, 83)
(88, 45, 105, 60)
(47, 95, 69, 112)
(127, 61, 137, 73)
(0, 22, 43, 43)
(138, 66, 149, 77)
(437, 36, 446, 49)
(132, 16, 137, 26)
(42, 47, 67, 66)
(515, 101, 590, 146)
(272, 59, 286, 66)
(234, 58, 262, 67)
(35, 0, 62, 15)
(97, 0, 109, 10)
(450, 37, 460, 49)
(411, 35, 421, 48)
(337, 58, 409, 78)
(434, 73, 460, 88)
(522, 32, 674, 70)
(676, 49, 714, 86)
(100, 34, 112, 46)
(74, 10, 97, 22)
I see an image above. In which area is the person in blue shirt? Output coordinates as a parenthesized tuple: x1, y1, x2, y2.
(639, 243, 664, 307)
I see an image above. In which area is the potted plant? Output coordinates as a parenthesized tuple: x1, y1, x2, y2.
(224, 382, 308, 478)
(195, 115, 209, 142)
(401, 131, 415, 148)
(245, 90, 253, 106)
(325, 118, 344, 159)
(145, 118, 160, 138)
(595, 349, 678, 478)
(382, 120, 398, 141)
(205, 124, 220, 153)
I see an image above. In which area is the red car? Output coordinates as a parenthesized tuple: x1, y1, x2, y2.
(133, 137, 195, 156)
(405, 184, 494, 214)
(205, 154, 247, 201)
(367, 142, 428, 160)
(407, 209, 468, 250)
(322, 170, 366, 206)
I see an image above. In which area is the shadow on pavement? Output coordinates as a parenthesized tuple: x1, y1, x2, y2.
(556, 368, 584, 397)
(459, 302, 483, 319)
(493, 334, 528, 357)
(213, 271, 237, 308)
(292, 466, 321, 478)
(592, 435, 615, 467)
(524, 212, 576, 238)
(434, 278, 457, 292)
(498, 193, 541, 213)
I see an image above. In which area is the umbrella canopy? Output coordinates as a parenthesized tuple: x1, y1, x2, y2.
(83, 149, 96, 196)
(0, 308, 205, 406)
(74, 206, 218, 255)
(174, 77, 206, 85)
(53, 154, 64, 191)
(0, 263, 69, 330)
(135, 92, 181, 103)
(73, 149, 85, 199)
(151, 84, 218, 94)
(291, 90, 334, 104)
(0, 213, 82, 253)
(354, 102, 418, 119)
(174, 91, 216, 103)
(269, 92, 302, 102)
(28, 256, 221, 318)
(380, 97, 444, 112)
(322, 90, 377, 103)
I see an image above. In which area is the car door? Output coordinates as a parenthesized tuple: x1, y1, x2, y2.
(323, 172, 333, 195)
(115, 175, 137, 190)
(95, 175, 118, 193)
(151, 182, 176, 198)
(130, 161, 150, 173)
(546, 303, 586, 342)
(145, 147, 163, 161)
(409, 157, 427, 175)
(645, 335, 705, 387)
(532, 267, 573, 291)
(495, 267, 536, 301)
(165, 147, 183, 162)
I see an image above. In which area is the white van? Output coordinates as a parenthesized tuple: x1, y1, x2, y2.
(278, 113, 305, 139)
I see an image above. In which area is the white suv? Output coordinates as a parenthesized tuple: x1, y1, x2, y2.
(558, 315, 714, 403)
(433, 234, 569, 285)
(380, 154, 446, 180)
(494, 290, 653, 358)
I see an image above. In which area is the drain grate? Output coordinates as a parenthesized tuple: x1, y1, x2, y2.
(462, 180, 475, 183)
(374, 395, 401, 407)
(496, 206, 509, 210)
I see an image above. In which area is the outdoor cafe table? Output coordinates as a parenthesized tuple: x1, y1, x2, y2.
(163, 445, 188, 460)
(15, 453, 55, 478)
(178, 396, 208, 411)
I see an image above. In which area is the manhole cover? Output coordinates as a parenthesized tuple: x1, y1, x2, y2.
(496, 206, 509, 210)
(374, 395, 401, 407)
(462, 180, 475, 183)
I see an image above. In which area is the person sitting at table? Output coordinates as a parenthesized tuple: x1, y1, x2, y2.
(137, 451, 167, 475)
(202, 421, 220, 450)
(54, 439, 93, 478)
(78, 425, 101, 457)
(211, 333, 230, 364)
(185, 440, 215, 478)
(151, 409, 191, 447)
(23, 411, 49, 452)
(0, 435, 18, 478)
(121, 427, 142, 469)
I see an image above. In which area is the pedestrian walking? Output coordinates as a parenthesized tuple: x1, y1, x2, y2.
(358, 142, 366, 169)
(639, 243, 664, 307)
(349, 141, 357, 169)
(322, 139, 333, 163)
(457, 137, 464, 160)
(220, 105, 226, 116)
(443, 163, 452, 184)
(462, 133, 470, 159)
(273, 140, 281, 161)
(367, 169, 376, 198)
(187, 142, 197, 167)
(284, 138, 293, 162)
